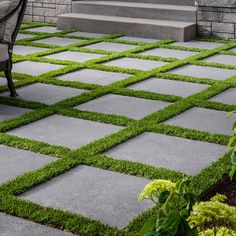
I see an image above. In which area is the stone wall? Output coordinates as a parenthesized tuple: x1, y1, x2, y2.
(196, 0, 236, 39)
(25, 0, 72, 24)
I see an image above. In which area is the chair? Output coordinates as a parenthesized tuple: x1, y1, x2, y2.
(0, 0, 28, 97)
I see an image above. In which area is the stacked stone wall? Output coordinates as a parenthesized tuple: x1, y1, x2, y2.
(25, 0, 72, 23)
(25, 0, 236, 40)
(197, 4, 236, 39)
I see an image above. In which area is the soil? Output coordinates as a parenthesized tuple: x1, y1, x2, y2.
(200, 174, 236, 206)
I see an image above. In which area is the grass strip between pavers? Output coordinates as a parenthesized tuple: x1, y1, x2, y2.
(0, 21, 236, 235)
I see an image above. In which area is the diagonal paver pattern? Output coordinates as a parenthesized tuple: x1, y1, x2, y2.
(0, 23, 235, 235)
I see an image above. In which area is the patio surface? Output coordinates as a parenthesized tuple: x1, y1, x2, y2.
(0, 22, 235, 235)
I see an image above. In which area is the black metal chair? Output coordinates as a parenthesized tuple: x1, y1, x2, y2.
(0, 0, 28, 97)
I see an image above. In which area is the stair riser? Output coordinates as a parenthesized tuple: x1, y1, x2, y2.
(72, 3, 196, 22)
(75, 0, 195, 6)
(58, 15, 196, 41)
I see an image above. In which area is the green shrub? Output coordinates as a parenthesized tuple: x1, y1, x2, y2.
(139, 180, 236, 236)
(188, 194, 236, 236)
(139, 178, 198, 236)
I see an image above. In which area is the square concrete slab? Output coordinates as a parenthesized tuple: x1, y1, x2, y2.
(104, 132, 226, 175)
(229, 47, 236, 52)
(56, 69, 131, 85)
(0, 145, 57, 183)
(170, 65, 236, 80)
(0, 77, 7, 86)
(128, 77, 209, 97)
(68, 31, 107, 38)
(171, 40, 223, 49)
(0, 77, 17, 86)
(20, 165, 153, 228)
(83, 42, 137, 52)
(164, 107, 236, 135)
(12, 61, 64, 76)
(26, 26, 63, 34)
(44, 51, 103, 63)
(140, 48, 198, 59)
(209, 88, 236, 105)
(104, 57, 168, 71)
(0, 213, 74, 236)
(0, 104, 31, 121)
(118, 36, 158, 43)
(7, 115, 123, 149)
(204, 54, 236, 66)
(1, 83, 87, 105)
(16, 33, 36, 40)
(13, 45, 47, 56)
(76, 94, 170, 119)
(33, 37, 83, 46)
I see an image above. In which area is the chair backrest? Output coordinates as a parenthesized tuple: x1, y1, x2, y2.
(11, 0, 28, 45)
(0, 0, 28, 47)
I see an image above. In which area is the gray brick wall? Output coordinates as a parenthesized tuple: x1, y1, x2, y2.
(25, 0, 72, 23)
(196, 1, 236, 39)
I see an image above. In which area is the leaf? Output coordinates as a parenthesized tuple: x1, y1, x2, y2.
(233, 121, 236, 132)
(176, 178, 190, 194)
(185, 228, 198, 236)
(229, 166, 236, 180)
(183, 193, 198, 211)
(180, 208, 189, 218)
(156, 209, 167, 233)
(144, 232, 162, 236)
(162, 210, 181, 236)
(227, 136, 236, 149)
(177, 215, 196, 236)
(159, 191, 170, 204)
(161, 209, 197, 236)
(230, 151, 236, 165)
(140, 219, 156, 236)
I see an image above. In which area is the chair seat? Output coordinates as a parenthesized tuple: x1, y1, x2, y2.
(0, 43, 9, 62)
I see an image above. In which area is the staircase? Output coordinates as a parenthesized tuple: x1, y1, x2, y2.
(57, 0, 197, 41)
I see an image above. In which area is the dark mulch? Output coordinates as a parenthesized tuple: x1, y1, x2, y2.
(200, 174, 236, 206)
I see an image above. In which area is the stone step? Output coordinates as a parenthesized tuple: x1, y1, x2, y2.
(57, 13, 196, 41)
(72, 1, 197, 22)
(74, 0, 196, 6)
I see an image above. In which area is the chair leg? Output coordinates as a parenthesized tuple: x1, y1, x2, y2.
(4, 70, 18, 97)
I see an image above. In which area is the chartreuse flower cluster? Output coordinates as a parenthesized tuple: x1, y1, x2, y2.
(139, 179, 198, 235)
(0, 20, 236, 235)
(139, 179, 236, 236)
(188, 194, 236, 236)
(139, 179, 177, 203)
(198, 227, 235, 236)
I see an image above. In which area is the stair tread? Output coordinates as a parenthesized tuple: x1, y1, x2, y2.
(60, 13, 195, 28)
(77, 1, 197, 11)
